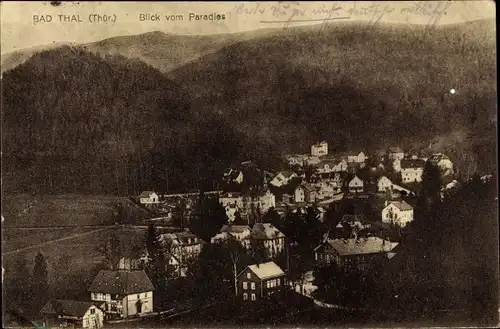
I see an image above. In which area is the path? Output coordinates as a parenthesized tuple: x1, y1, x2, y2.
(2, 226, 114, 256)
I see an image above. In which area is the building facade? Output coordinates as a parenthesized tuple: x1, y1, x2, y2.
(236, 261, 287, 302)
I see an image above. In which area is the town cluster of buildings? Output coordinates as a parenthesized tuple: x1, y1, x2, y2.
(39, 142, 458, 327)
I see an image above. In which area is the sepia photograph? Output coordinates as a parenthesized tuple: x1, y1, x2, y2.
(1, 1, 498, 328)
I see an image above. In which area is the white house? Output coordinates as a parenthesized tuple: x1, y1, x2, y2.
(333, 159, 348, 172)
(427, 153, 454, 177)
(388, 147, 405, 161)
(316, 182, 337, 199)
(286, 154, 308, 167)
(381, 200, 414, 227)
(304, 156, 321, 166)
(212, 225, 252, 249)
(294, 184, 317, 203)
(401, 159, 426, 183)
(89, 270, 154, 319)
(224, 169, 244, 184)
(270, 171, 297, 187)
(347, 176, 364, 193)
(219, 192, 244, 209)
(376, 176, 392, 192)
(40, 300, 105, 329)
(311, 141, 328, 157)
(138, 191, 160, 204)
(347, 151, 367, 163)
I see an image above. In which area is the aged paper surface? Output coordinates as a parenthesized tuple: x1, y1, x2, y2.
(1, 1, 497, 328)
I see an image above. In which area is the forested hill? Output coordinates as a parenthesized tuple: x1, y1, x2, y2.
(1, 46, 253, 195)
(170, 19, 496, 155)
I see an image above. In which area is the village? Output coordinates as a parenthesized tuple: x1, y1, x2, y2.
(24, 140, 481, 328)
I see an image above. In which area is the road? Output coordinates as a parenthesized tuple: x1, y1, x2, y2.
(2, 226, 114, 256)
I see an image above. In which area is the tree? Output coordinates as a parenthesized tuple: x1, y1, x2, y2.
(143, 223, 167, 291)
(263, 207, 281, 224)
(98, 233, 122, 270)
(250, 237, 269, 265)
(189, 196, 229, 241)
(32, 252, 49, 313)
(4, 256, 32, 313)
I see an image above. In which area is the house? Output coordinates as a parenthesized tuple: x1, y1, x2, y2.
(294, 184, 318, 203)
(316, 182, 337, 199)
(388, 147, 405, 161)
(138, 191, 160, 204)
(40, 300, 105, 329)
(332, 159, 348, 172)
(347, 175, 364, 193)
(285, 154, 308, 167)
(161, 230, 203, 277)
(89, 270, 154, 319)
(251, 223, 286, 258)
(311, 141, 328, 157)
(270, 171, 298, 187)
(427, 153, 454, 177)
(242, 190, 276, 214)
(376, 176, 392, 192)
(313, 236, 398, 272)
(219, 192, 244, 209)
(236, 261, 287, 302)
(304, 156, 321, 166)
(347, 151, 367, 163)
(224, 169, 244, 184)
(401, 159, 426, 183)
(381, 200, 414, 227)
(211, 224, 252, 248)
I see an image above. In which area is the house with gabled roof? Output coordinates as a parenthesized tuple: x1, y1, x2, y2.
(314, 236, 398, 272)
(270, 170, 298, 187)
(236, 261, 287, 302)
(138, 191, 159, 204)
(294, 184, 317, 203)
(346, 175, 364, 193)
(211, 224, 252, 248)
(376, 175, 393, 192)
(40, 300, 105, 329)
(223, 169, 244, 184)
(381, 200, 414, 227)
(346, 151, 367, 163)
(88, 270, 154, 319)
(251, 223, 285, 258)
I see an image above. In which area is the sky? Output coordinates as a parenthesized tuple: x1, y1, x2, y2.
(1, 1, 496, 54)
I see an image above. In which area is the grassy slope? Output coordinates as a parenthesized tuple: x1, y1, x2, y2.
(1, 194, 149, 227)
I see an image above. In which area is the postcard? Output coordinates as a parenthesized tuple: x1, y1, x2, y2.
(1, 1, 497, 328)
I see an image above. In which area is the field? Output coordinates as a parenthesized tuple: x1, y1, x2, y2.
(1, 194, 150, 303)
(1, 194, 149, 227)
(2, 226, 146, 297)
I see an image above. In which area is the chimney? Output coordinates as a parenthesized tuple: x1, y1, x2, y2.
(384, 200, 389, 207)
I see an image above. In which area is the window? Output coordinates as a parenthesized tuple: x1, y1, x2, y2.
(251, 293, 256, 301)
(137, 294, 140, 299)
(246, 273, 251, 279)
(277, 278, 280, 286)
(144, 293, 147, 298)
(243, 282, 248, 290)
(90, 308, 95, 315)
(251, 282, 256, 290)
(85, 319, 89, 326)
(243, 293, 248, 300)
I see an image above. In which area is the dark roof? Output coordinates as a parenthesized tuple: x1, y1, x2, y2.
(88, 270, 155, 295)
(40, 300, 98, 317)
(401, 159, 426, 169)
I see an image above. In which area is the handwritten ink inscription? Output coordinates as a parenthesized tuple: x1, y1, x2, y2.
(234, 1, 454, 30)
